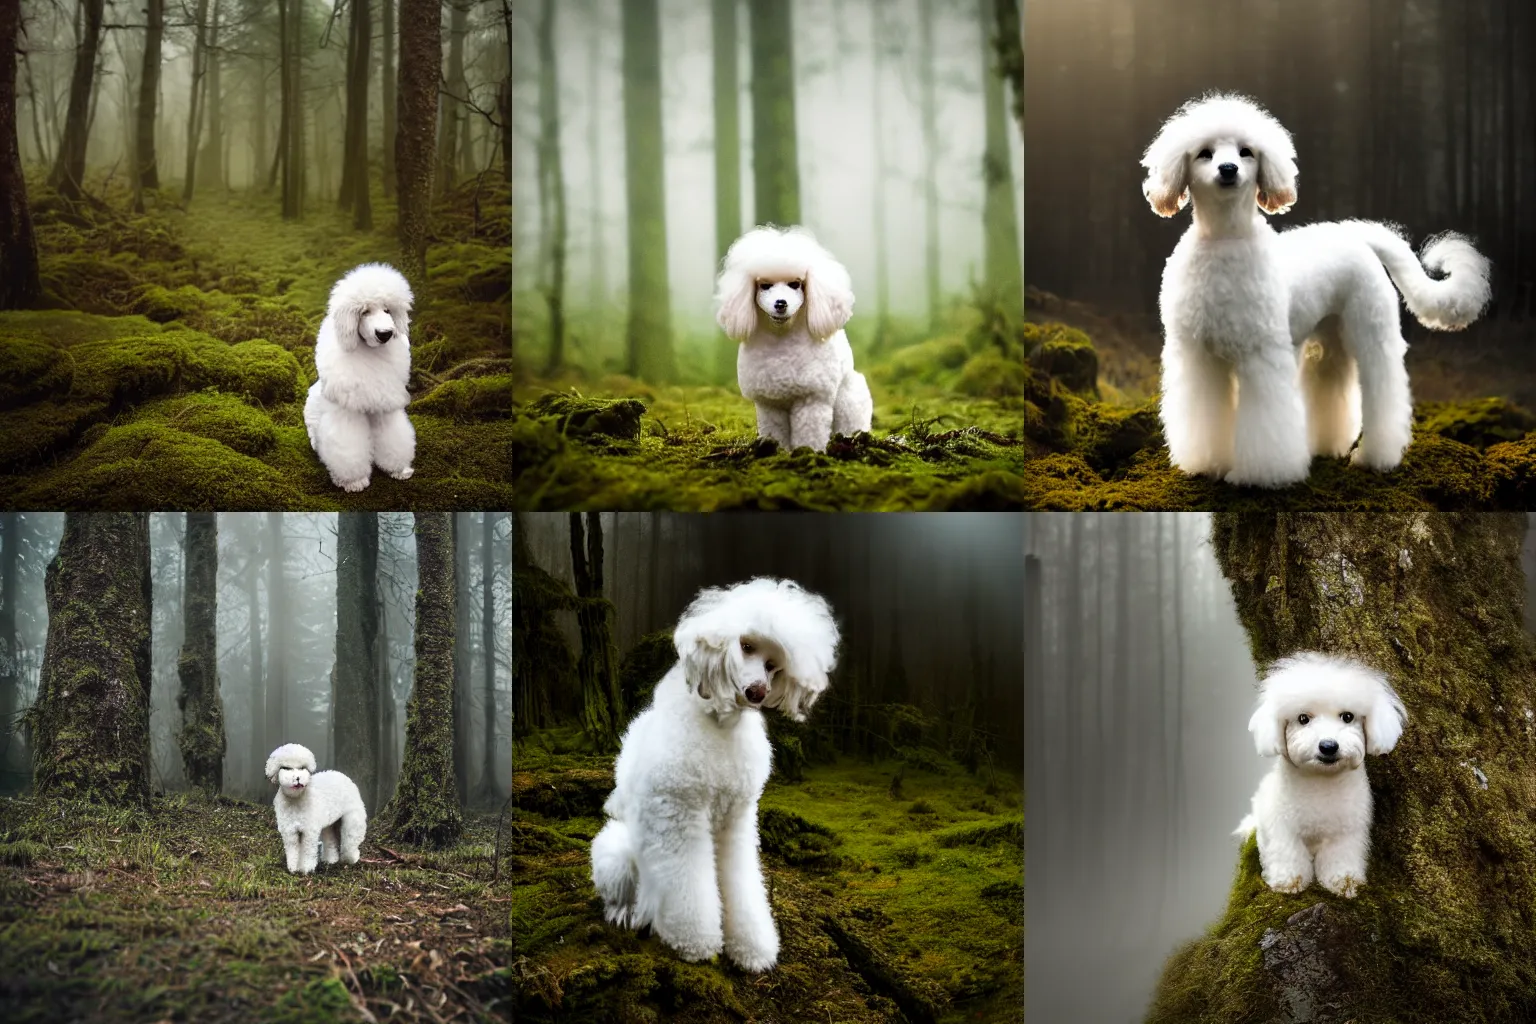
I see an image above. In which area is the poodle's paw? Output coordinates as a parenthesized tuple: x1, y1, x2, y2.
(322, 850, 340, 865)
(388, 466, 414, 481)
(669, 937, 724, 963)
(1321, 873, 1364, 898)
(1349, 445, 1404, 474)
(1263, 871, 1309, 894)
(725, 932, 779, 973)
(333, 473, 372, 492)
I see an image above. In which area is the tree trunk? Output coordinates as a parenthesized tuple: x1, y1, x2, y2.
(48, 0, 105, 200)
(1150, 513, 1536, 1023)
(917, 0, 940, 330)
(538, 0, 567, 374)
(571, 513, 622, 752)
(181, 0, 210, 204)
(177, 513, 225, 795)
(748, 0, 800, 224)
(978, 0, 1022, 316)
(381, 0, 396, 198)
(31, 515, 152, 806)
(712, 0, 741, 380)
(339, 0, 372, 231)
(621, 0, 675, 382)
(333, 513, 380, 811)
(197, 0, 224, 192)
(995, 0, 1022, 151)
(475, 512, 499, 802)
(265, 512, 288, 746)
(452, 512, 472, 806)
(438, 0, 468, 195)
(246, 538, 264, 800)
(395, 0, 441, 288)
(869, 2, 889, 352)
(585, 0, 603, 306)
(134, 0, 164, 204)
(0, 514, 18, 771)
(377, 580, 397, 800)
(253, 55, 266, 193)
(381, 513, 462, 848)
(0, 0, 40, 309)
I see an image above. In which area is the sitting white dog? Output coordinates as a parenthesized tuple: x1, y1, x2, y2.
(1142, 93, 1491, 487)
(590, 578, 839, 971)
(1236, 653, 1406, 898)
(265, 743, 368, 875)
(715, 226, 873, 452)
(304, 263, 417, 492)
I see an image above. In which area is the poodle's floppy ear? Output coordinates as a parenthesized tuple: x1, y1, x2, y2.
(1363, 674, 1407, 756)
(1256, 150, 1299, 215)
(716, 261, 759, 342)
(678, 632, 740, 716)
(1247, 701, 1286, 758)
(386, 265, 414, 340)
(332, 303, 363, 352)
(1141, 145, 1190, 218)
(767, 667, 828, 723)
(804, 249, 854, 341)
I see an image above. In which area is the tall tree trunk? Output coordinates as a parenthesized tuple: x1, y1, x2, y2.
(979, 0, 1022, 315)
(621, 0, 675, 382)
(23, 52, 46, 167)
(48, 0, 105, 200)
(0, 0, 40, 309)
(712, 0, 741, 380)
(197, 0, 224, 191)
(381, 0, 396, 197)
(345, 0, 372, 228)
(1151, 514, 1536, 1022)
(181, 0, 210, 203)
(438, 0, 469, 195)
(333, 513, 380, 811)
(381, 513, 462, 848)
(265, 512, 288, 746)
(395, 0, 442, 287)
(475, 512, 499, 801)
(253, 55, 266, 193)
(377, 580, 397, 800)
(995, 0, 1022, 155)
(177, 513, 225, 795)
(571, 513, 622, 752)
(538, 0, 567, 374)
(497, 2, 510, 184)
(748, 0, 800, 224)
(31, 515, 152, 806)
(917, 0, 941, 330)
(586, 0, 604, 306)
(0, 514, 18, 771)
(134, 0, 164, 205)
(452, 513, 472, 807)
(246, 538, 265, 800)
(869, 3, 889, 352)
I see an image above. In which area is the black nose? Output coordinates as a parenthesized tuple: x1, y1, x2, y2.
(1319, 739, 1339, 756)
(773, 299, 787, 312)
(745, 683, 767, 704)
(1218, 162, 1238, 180)
(375, 329, 393, 342)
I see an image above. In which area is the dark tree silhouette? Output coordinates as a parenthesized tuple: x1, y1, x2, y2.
(0, 0, 39, 308)
(133, 0, 165, 207)
(177, 513, 225, 795)
(621, 0, 675, 382)
(48, 0, 104, 200)
(396, 0, 442, 286)
(333, 513, 380, 810)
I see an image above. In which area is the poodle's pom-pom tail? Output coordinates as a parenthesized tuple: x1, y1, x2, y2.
(1349, 221, 1492, 331)
(591, 819, 639, 927)
(264, 742, 317, 782)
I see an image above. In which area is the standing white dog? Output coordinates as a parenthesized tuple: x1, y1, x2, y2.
(304, 263, 417, 492)
(715, 226, 874, 452)
(1142, 93, 1491, 487)
(1236, 653, 1406, 898)
(265, 743, 368, 875)
(590, 578, 839, 971)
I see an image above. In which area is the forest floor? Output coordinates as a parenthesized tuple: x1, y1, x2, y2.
(0, 172, 511, 510)
(1024, 288, 1536, 509)
(0, 793, 510, 1023)
(512, 304, 1028, 510)
(511, 729, 1023, 1023)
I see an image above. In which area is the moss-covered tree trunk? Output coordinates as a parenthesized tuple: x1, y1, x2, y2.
(570, 513, 623, 752)
(381, 513, 462, 847)
(748, 0, 800, 225)
(979, 0, 1022, 317)
(621, 0, 675, 382)
(1149, 513, 1536, 1024)
(31, 514, 152, 806)
(395, 0, 440, 285)
(452, 512, 473, 806)
(333, 512, 379, 810)
(176, 513, 225, 795)
(512, 513, 569, 735)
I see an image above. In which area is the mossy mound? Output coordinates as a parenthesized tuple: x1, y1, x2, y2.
(617, 630, 676, 716)
(411, 374, 512, 420)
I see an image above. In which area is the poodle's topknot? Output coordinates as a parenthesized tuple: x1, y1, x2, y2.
(265, 742, 317, 782)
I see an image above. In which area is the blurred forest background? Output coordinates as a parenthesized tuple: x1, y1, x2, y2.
(512, 512, 1025, 1020)
(1024, 0, 1536, 408)
(0, 0, 511, 509)
(511, 0, 1027, 511)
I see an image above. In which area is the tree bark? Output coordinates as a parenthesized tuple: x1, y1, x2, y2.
(438, 0, 469, 195)
(475, 512, 499, 802)
(0, 514, 18, 770)
(712, 0, 741, 379)
(621, 0, 675, 382)
(0, 0, 40, 308)
(381, 0, 396, 197)
(339, 0, 372, 230)
(245, 535, 265, 799)
(748, 0, 800, 224)
(334, 513, 380, 810)
(181, 0, 211, 204)
(31, 515, 152, 806)
(395, 0, 441, 288)
(917, 0, 940, 330)
(48, 0, 105, 200)
(265, 511, 288, 746)
(571, 513, 622, 752)
(177, 513, 225, 795)
(1150, 513, 1536, 1023)
(978, 0, 1022, 316)
(381, 513, 462, 848)
(196, 0, 224, 192)
(452, 512, 472, 806)
(538, 0, 567, 374)
(869, 2, 889, 352)
(133, 0, 164, 204)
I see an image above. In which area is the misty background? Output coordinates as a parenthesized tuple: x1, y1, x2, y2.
(1024, 513, 1266, 1024)
(0, 512, 510, 805)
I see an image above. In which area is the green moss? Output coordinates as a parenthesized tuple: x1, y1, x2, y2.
(957, 349, 1026, 398)
(411, 373, 512, 420)
(1417, 397, 1536, 449)
(1026, 322, 1098, 394)
(617, 631, 676, 717)
(147, 392, 278, 455)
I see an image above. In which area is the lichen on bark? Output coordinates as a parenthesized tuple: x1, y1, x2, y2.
(176, 512, 225, 794)
(1148, 513, 1536, 1024)
(29, 513, 153, 806)
(379, 512, 462, 848)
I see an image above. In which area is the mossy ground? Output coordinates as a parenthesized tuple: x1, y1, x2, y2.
(511, 728, 1023, 1023)
(0, 793, 508, 1023)
(0, 175, 510, 510)
(1024, 311, 1536, 510)
(512, 305, 1028, 511)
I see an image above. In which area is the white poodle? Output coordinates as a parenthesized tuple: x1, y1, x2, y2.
(265, 743, 368, 875)
(716, 225, 873, 452)
(304, 263, 417, 492)
(1235, 653, 1406, 898)
(590, 578, 839, 971)
(1142, 93, 1492, 487)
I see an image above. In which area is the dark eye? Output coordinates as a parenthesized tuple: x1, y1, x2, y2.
(765, 661, 776, 672)
(1341, 712, 1354, 723)
(1239, 147, 1253, 158)
(788, 281, 801, 290)
(1197, 148, 1213, 160)
(741, 640, 754, 654)
(1298, 714, 1310, 725)
(758, 282, 771, 291)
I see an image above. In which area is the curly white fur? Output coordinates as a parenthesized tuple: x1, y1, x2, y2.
(265, 742, 368, 875)
(715, 225, 873, 452)
(1234, 653, 1406, 898)
(303, 263, 417, 492)
(590, 578, 840, 971)
(1143, 93, 1492, 487)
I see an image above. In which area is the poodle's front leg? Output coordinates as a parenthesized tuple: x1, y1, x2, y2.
(282, 829, 303, 873)
(639, 805, 724, 962)
(1159, 338, 1236, 477)
(315, 406, 375, 491)
(717, 801, 778, 972)
(789, 400, 835, 452)
(1256, 821, 1315, 894)
(295, 830, 320, 875)
(370, 407, 417, 480)
(1227, 344, 1311, 488)
(754, 403, 791, 449)
(1313, 827, 1369, 898)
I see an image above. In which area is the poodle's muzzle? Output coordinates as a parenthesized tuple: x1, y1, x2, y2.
(744, 683, 768, 705)
(1218, 162, 1239, 186)
(360, 309, 399, 348)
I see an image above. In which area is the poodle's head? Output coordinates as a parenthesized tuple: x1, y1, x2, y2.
(673, 577, 839, 723)
(1248, 653, 1406, 775)
(265, 742, 317, 798)
(328, 262, 414, 352)
(715, 225, 854, 343)
(1141, 93, 1298, 219)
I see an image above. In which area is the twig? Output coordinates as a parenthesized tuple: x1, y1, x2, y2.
(491, 793, 512, 882)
